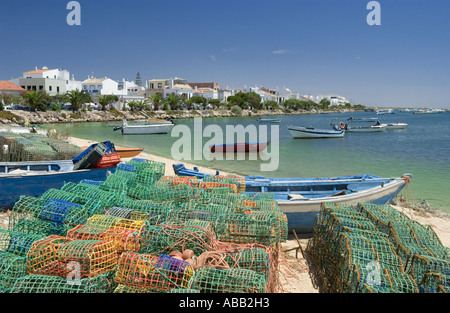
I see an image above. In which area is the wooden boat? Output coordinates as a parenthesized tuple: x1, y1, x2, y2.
(257, 118, 281, 123)
(288, 126, 344, 138)
(0, 160, 115, 208)
(81, 146, 144, 158)
(245, 174, 412, 233)
(209, 142, 270, 153)
(173, 163, 412, 234)
(115, 119, 174, 135)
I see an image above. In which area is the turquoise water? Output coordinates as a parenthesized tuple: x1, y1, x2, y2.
(45, 111, 450, 212)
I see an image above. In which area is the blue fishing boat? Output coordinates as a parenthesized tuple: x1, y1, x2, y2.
(257, 117, 281, 123)
(0, 160, 115, 209)
(245, 174, 412, 233)
(173, 163, 412, 234)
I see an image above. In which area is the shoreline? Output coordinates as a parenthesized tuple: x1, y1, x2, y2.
(1, 108, 361, 126)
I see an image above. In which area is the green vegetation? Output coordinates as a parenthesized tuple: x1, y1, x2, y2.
(0, 110, 22, 121)
(63, 89, 92, 112)
(21, 90, 51, 112)
(98, 95, 119, 111)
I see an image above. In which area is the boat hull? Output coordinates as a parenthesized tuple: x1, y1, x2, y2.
(209, 142, 269, 153)
(277, 177, 408, 233)
(121, 124, 174, 135)
(345, 126, 386, 132)
(0, 160, 115, 209)
(288, 126, 344, 138)
(81, 146, 143, 158)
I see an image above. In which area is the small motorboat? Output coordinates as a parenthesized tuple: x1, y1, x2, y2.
(257, 118, 281, 123)
(339, 117, 387, 132)
(381, 123, 408, 129)
(114, 119, 174, 135)
(209, 142, 270, 153)
(288, 126, 345, 138)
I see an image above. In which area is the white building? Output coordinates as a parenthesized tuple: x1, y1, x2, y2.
(18, 67, 83, 96)
(315, 94, 349, 105)
(82, 77, 120, 96)
(163, 77, 194, 99)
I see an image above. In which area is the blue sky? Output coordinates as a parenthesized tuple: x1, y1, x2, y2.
(0, 0, 449, 108)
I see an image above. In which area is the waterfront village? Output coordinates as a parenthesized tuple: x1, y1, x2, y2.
(0, 66, 367, 124)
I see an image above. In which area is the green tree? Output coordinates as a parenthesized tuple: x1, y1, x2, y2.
(148, 93, 163, 111)
(63, 89, 92, 112)
(208, 98, 221, 108)
(98, 95, 119, 111)
(127, 100, 145, 111)
(246, 91, 262, 110)
(263, 100, 278, 110)
(319, 98, 331, 110)
(21, 90, 51, 112)
(188, 95, 207, 110)
(165, 93, 184, 110)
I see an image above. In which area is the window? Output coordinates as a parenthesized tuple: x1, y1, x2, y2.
(158, 83, 162, 88)
(32, 86, 36, 91)
(49, 86, 52, 91)
(57, 86, 60, 93)
(39, 86, 44, 90)
(150, 83, 154, 89)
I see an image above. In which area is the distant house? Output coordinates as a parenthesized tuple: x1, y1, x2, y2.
(163, 78, 194, 99)
(0, 81, 25, 95)
(82, 77, 119, 96)
(188, 82, 220, 90)
(18, 66, 82, 96)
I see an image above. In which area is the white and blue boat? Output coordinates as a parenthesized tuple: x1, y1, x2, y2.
(173, 164, 412, 234)
(288, 126, 345, 138)
(244, 174, 412, 233)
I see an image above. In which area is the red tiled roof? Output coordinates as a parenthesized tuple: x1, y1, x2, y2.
(24, 69, 53, 74)
(0, 81, 25, 92)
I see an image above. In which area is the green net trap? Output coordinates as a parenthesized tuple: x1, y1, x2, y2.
(27, 235, 118, 279)
(190, 267, 266, 293)
(114, 252, 194, 293)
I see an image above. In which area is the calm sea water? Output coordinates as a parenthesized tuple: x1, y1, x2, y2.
(44, 111, 450, 212)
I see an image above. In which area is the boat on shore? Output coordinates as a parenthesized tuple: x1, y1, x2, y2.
(209, 142, 270, 153)
(81, 146, 144, 158)
(245, 174, 412, 233)
(173, 163, 412, 234)
(115, 119, 174, 135)
(0, 160, 115, 209)
(288, 126, 344, 138)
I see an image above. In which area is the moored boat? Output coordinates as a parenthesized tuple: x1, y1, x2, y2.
(115, 119, 174, 135)
(209, 142, 270, 153)
(81, 146, 144, 158)
(381, 123, 408, 129)
(340, 117, 387, 132)
(288, 126, 344, 138)
(257, 118, 281, 123)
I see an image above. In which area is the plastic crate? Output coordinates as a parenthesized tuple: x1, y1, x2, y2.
(94, 152, 121, 168)
(73, 142, 107, 170)
(72, 141, 115, 165)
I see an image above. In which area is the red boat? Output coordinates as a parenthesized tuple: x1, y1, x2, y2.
(209, 142, 270, 153)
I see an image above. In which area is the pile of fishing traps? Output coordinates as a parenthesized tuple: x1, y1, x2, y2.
(307, 202, 449, 293)
(0, 132, 82, 162)
(0, 158, 287, 293)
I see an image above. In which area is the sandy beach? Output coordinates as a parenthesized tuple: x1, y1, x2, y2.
(65, 136, 450, 293)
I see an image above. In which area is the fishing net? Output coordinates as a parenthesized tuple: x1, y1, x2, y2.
(0, 229, 45, 257)
(114, 252, 194, 293)
(307, 202, 421, 293)
(10, 272, 116, 293)
(8, 197, 88, 237)
(39, 189, 103, 217)
(0, 251, 28, 292)
(214, 212, 287, 246)
(141, 219, 215, 256)
(190, 267, 266, 293)
(27, 236, 118, 279)
(202, 175, 246, 193)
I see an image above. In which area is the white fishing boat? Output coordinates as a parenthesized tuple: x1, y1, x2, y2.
(288, 126, 344, 138)
(381, 123, 408, 129)
(115, 119, 174, 135)
(341, 117, 386, 132)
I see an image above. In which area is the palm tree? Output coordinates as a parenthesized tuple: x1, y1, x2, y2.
(98, 94, 119, 111)
(21, 90, 50, 112)
(165, 93, 184, 110)
(63, 89, 92, 112)
(148, 93, 162, 111)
